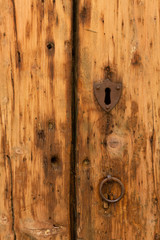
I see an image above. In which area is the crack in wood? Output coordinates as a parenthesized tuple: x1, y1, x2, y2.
(11, 0, 20, 68)
(10, 51, 15, 111)
(150, 101, 157, 197)
(6, 155, 16, 240)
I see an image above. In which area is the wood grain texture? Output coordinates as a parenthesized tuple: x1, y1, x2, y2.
(0, 0, 72, 239)
(76, 0, 160, 239)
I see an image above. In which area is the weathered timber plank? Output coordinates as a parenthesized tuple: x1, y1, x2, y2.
(0, 0, 72, 239)
(76, 0, 160, 239)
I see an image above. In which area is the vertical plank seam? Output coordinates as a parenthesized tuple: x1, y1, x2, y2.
(70, 0, 79, 239)
(7, 155, 17, 240)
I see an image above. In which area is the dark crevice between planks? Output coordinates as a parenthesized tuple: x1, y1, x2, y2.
(70, 0, 79, 239)
(6, 155, 17, 240)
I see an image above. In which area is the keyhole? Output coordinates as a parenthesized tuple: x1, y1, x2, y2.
(104, 88, 111, 105)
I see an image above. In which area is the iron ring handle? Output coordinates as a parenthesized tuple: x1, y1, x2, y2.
(99, 175, 125, 203)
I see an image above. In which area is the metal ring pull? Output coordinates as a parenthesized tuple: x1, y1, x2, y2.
(99, 175, 125, 203)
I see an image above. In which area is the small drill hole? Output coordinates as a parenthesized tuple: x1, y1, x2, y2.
(104, 88, 111, 105)
(47, 42, 55, 50)
(51, 156, 58, 164)
(106, 66, 110, 72)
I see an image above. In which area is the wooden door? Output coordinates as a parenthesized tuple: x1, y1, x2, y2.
(0, 0, 160, 240)
(76, 0, 160, 239)
(0, 0, 72, 239)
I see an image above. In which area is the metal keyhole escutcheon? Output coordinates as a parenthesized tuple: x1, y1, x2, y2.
(99, 175, 125, 203)
(94, 78, 122, 112)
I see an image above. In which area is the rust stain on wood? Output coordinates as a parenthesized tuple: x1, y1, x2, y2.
(131, 52, 141, 66)
(79, 1, 91, 25)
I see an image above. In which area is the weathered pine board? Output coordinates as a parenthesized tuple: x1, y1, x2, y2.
(0, 0, 72, 239)
(76, 0, 160, 239)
